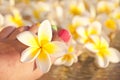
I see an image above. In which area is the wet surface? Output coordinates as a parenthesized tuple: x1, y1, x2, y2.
(39, 31, 120, 80)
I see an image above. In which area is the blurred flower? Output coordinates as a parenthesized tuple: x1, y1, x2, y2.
(97, 1, 117, 14)
(5, 8, 24, 27)
(85, 36, 120, 68)
(76, 21, 101, 44)
(68, 16, 90, 39)
(17, 20, 67, 73)
(69, 0, 87, 16)
(54, 46, 78, 66)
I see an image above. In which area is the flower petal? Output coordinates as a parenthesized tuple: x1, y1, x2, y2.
(62, 53, 75, 66)
(96, 54, 109, 68)
(64, 59, 74, 66)
(20, 47, 40, 62)
(17, 31, 39, 47)
(108, 48, 120, 63)
(76, 27, 87, 39)
(36, 51, 51, 73)
(54, 54, 74, 66)
(38, 20, 52, 43)
(73, 54, 78, 63)
(88, 21, 102, 35)
(46, 41, 67, 58)
(54, 57, 65, 66)
(85, 43, 98, 53)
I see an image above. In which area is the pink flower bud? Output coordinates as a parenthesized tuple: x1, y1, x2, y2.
(58, 29, 71, 42)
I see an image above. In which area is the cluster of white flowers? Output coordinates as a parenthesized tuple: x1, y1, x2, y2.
(0, 0, 120, 73)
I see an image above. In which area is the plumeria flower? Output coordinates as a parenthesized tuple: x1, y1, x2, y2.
(31, 2, 50, 21)
(97, 1, 117, 14)
(85, 36, 120, 68)
(17, 20, 67, 73)
(76, 21, 101, 44)
(69, 0, 88, 16)
(97, 14, 118, 38)
(110, 7, 120, 29)
(5, 8, 24, 27)
(54, 46, 78, 66)
(68, 16, 90, 39)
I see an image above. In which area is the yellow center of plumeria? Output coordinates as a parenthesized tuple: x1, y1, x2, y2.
(114, 13, 120, 19)
(68, 22, 80, 39)
(68, 46, 74, 53)
(104, 19, 116, 30)
(33, 9, 40, 19)
(62, 53, 73, 61)
(62, 46, 74, 61)
(94, 40, 110, 57)
(98, 4, 111, 14)
(84, 30, 95, 43)
(9, 11, 24, 27)
(70, 5, 81, 15)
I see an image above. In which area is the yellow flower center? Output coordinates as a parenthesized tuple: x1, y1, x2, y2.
(70, 5, 81, 15)
(114, 13, 120, 19)
(62, 53, 73, 61)
(104, 19, 116, 30)
(98, 5, 111, 14)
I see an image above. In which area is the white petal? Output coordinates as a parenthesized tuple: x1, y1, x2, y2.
(64, 57, 74, 66)
(76, 27, 87, 39)
(54, 57, 65, 66)
(20, 47, 40, 62)
(36, 51, 51, 73)
(88, 21, 102, 35)
(49, 41, 67, 58)
(90, 35, 109, 48)
(96, 54, 109, 68)
(72, 16, 90, 26)
(108, 48, 120, 63)
(38, 20, 52, 43)
(73, 54, 78, 63)
(90, 35, 100, 45)
(17, 31, 39, 47)
(85, 43, 98, 53)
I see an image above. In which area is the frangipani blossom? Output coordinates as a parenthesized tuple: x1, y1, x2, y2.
(76, 21, 101, 44)
(5, 8, 24, 27)
(68, 16, 90, 39)
(97, 14, 118, 37)
(85, 36, 120, 68)
(54, 46, 78, 66)
(17, 20, 67, 73)
(31, 2, 50, 20)
(69, 0, 87, 16)
(97, 1, 116, 14)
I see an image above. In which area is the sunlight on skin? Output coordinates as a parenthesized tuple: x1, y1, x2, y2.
(17, 20, 67, 73)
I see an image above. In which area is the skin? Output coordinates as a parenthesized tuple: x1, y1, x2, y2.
(0, 25, 43, 80)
